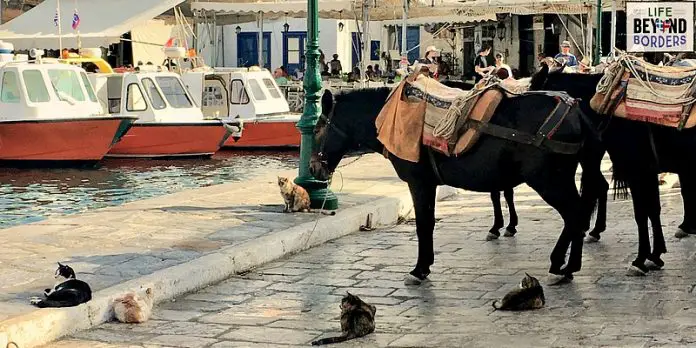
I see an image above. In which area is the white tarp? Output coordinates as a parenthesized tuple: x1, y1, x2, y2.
(0, 0, 185, 50)
(131, 19, 180, 65)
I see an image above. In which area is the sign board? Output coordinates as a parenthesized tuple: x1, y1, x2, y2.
(626, 1, 695, 52)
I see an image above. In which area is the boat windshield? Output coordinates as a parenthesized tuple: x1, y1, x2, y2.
(47, 69, 86, 103)
(22, 70, 50, 103)
(80, 72, 98, 102)
(155, 76, 192, 108)
(262, 78, 282, 99)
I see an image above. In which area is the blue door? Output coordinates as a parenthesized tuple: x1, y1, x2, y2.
(237, 32, 271, 69)
(397, 26, 421, 64)
(283, 32, 307, 75)
(351, 32, 363, 70)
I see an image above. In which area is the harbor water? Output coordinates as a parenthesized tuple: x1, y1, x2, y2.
(0, 151, 299, 229)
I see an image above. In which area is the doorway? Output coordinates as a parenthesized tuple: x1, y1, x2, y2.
(518, 15, 535, 77)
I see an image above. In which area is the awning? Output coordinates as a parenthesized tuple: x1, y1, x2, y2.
(191, 0, 356, 17)
(434, 0, 593, 15)
(0, 0, 186, 50)
(380, 13, 495, 25)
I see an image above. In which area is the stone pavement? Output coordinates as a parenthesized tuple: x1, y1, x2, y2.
(0, 154, 408, 322)
(44, 160, 696, 347)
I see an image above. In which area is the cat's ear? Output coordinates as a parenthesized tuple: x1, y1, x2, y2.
(57, 262, 63, 267)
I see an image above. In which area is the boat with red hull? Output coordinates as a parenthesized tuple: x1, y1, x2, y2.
(182, 68, 300, 149)
(0, 51, 136, 166)
(89, 71, 240, 158)
(108, 122, 231, 157)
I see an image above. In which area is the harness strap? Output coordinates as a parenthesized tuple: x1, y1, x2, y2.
(467, 120, 582, 155)
(532, 96, 573, 147)
(426, 147, 445, 186)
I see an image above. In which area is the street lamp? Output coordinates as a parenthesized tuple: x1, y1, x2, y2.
(283, 12, 289, 33)
(235, 26, 242, 35)
(294, 0, 338, 209)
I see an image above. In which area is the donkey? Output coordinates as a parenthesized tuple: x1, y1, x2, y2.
(310, 85, 595, 285)
(529, 64, 695, 275)
(441, 79, 608, 241)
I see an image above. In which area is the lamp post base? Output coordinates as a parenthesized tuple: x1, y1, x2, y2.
(294, 176, 338, 210)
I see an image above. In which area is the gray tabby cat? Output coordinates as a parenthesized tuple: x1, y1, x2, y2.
(311, 292, 376, 345)
(492, 273, 545, 310)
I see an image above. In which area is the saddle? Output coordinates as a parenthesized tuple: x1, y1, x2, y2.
(375, 74, 580, 163)
(590, 56, 696, 129)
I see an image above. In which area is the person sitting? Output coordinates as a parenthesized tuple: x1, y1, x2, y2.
(374, 64, 383, 78)
(554, 41, 578, 67)
(366, 65, 375, 80)
(347, 67, 361, 82)
(273, 67, 289, 85)
(494, 52, 513, 80)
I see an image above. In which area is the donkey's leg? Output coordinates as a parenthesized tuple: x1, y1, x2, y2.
(405, 181, 437, 285)
(580, 147, 608, 243)
(488, 191, 504, 240)
(526, 171, 584, 284)
(626, 175, 655, 276)
(503, 188, 518, 237)
(676, 173, 696, 238)
(589, 174, 610, 240)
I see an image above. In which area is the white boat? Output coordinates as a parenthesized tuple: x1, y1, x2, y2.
(0, 43, 135, 166)
(182, 67, 301, 149)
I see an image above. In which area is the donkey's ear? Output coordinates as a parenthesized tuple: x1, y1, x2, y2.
(57, 262, 63, 267)
(321, 89, 334, 116)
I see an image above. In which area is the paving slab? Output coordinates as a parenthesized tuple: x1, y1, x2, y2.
(43, 157, 696, 347)
(2, 154, 458, 347)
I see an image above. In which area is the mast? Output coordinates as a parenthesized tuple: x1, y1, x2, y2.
(57, 0, 63, 54)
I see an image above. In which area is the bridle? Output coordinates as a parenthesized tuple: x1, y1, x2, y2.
(315, 103, 349, 169)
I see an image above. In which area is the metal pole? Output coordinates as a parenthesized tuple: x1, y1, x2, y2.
(610, 0, 616, 56)
(258, 12, 263, 67)
(594, 0, 602, 65)
(294, 0, 338, 209)
(0, 0, 4, 25)
(57, 0, 63, 54)
(360, 0, 369, 86)
(400, 0, 408, 65)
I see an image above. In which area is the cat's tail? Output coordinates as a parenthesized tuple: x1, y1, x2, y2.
(34, 299, 83, 308)
(308, 209, 336, 216)
(311, 334, 350, 345)
(491, 300, 502, 310)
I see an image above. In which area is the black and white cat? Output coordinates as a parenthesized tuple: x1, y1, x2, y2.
(30, 263, 92, 308)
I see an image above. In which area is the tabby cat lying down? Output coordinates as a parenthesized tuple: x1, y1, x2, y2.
(492, 273, 545, 311)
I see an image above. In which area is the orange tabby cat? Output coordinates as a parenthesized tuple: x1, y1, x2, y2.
(277, 176, 336, 215)
(114, 287, 154, 323)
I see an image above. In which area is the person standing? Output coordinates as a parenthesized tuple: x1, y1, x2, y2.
(418, 45, 440, 77)
(554, 41, 578, 67)
(474, 46, 494, 83)
(494, 52, 513, 80)
(329, 54, 343, 76)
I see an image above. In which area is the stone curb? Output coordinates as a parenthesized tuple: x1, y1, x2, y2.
(0, 185, 444, 348)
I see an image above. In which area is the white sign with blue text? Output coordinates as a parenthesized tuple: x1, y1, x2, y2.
(627, 1, 695, 52)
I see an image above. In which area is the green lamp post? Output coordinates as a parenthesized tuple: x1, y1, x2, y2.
(294, 0, 339, 210)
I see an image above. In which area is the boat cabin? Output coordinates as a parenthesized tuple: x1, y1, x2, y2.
(0, 61, 104, 120)
(181, 67, 292, 120)
(89, 71, 205, 123)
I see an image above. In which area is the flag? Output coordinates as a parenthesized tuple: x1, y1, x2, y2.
(53, 10, 59, 27)
(164, 37, 175, 47)
(71, 10, 80, 30)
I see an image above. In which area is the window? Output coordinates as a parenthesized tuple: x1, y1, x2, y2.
(80, 72, 98, 102)
(22, 70, 50, 103)
(154, 76, 192, 108)
(142, 78, 166, 110)
(230, 79, 249, 104)
(126, 83, 147, 111)
(262, 78, 282, 99)
(286, 37, 301, 65)
(47, 69, 85, 102)
(1, 71, 20, 103)
(203, 85, 225, 107)
(248, 79, 267, 101)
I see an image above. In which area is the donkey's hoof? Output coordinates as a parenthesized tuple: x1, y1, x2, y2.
(546, 273, 572, 286)
(404, 273, 429, 286)
(486, 232, 500, 241)
(503, 228, 517, 237)
(626, 262, 648, 276)
(675, 228, 691, 239)
(584, 235, 599, 243)
(645, 257, 665, 270)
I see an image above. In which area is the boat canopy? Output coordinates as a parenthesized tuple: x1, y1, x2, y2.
(0, 61, 104, 120)
(0, 0, 185, 50)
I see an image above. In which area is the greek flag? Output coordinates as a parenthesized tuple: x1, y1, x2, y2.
(71, 11, 80, 30)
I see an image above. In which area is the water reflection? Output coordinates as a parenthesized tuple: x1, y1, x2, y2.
(0, 150, 299, 228)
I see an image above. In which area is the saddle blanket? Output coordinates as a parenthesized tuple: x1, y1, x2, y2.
(375, 74, 503, 163)
(591, 57, 696, 128)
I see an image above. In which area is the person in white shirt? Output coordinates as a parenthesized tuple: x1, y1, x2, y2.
(494, 52, 514, 80)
